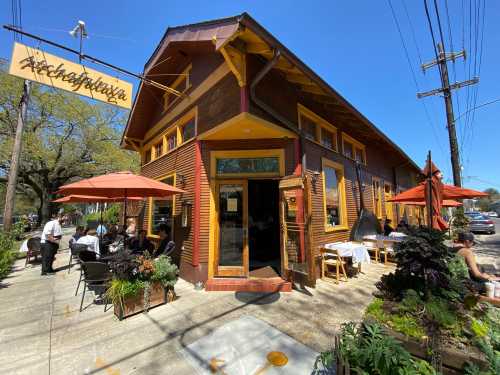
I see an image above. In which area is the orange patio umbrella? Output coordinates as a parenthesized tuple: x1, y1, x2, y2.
(56, 171, 186, 198)
(387, 183, 488, 203)
(52, 195, 144, 203)
(402, 199, 463, 207)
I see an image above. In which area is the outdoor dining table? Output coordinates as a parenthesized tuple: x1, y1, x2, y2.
(323, 242, 371, 265)
(363, 233, 406, 244)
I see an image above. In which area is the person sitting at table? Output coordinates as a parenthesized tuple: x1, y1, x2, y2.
(383, 219, 394, 236)
(130, 230, 154, 255)
(76, 228, 100, 258)
(456, 232, 499, 291)
(154, 224, 175, 258)
(396, 219, 409, 231)
(69, 226, 85, 247)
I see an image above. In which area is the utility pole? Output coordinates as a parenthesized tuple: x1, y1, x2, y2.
(417, 43, 478, 187)
(3, 80, 31, 231)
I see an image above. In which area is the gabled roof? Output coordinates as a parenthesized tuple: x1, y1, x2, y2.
(123, 12, 420, 173)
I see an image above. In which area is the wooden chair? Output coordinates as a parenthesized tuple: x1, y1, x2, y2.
(362, 240, 380, 263)
(320, 247, 348, 284)
(379, 241, 395, 265)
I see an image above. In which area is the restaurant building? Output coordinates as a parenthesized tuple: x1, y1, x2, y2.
(122, 13, 421, 291)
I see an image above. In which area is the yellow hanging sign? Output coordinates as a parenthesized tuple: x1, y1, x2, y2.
(9, 42, 133, 109)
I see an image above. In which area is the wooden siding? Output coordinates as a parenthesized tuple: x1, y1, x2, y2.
(140, 140, 196, 265)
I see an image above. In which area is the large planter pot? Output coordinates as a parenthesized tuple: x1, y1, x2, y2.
(114, 282, 175, 320)
(386, 328, 488, 374)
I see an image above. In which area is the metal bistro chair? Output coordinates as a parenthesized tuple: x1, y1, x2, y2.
(75, 249, 97, 296)
(79, 261, 112, 312)
(25, 237, 41, 267)
(68, 242, 87, 273)
(320, 246, 348, 284)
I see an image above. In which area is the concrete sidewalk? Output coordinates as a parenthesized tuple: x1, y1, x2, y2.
(0, 236, 392, 375)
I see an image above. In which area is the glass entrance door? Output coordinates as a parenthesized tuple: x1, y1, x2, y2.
(216, 180, 248, 277)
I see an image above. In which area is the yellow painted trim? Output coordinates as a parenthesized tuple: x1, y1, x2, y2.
(198, 112, 297, 141)
(210, 149, 285, 179)
(298, 103, 338, 152)
(372, 176, 383, 219)
(321, 158, 349, 232)
(341, 132, 367, 165)
(208, 178, 216, 279)
(147, 172, 176, 239)
(162, 64, 192, 110)
(144, 63, 230, 141)
(220, 45, 246, 87)
(141, 107, 198, 165)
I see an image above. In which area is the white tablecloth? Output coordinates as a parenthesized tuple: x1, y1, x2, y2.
(324, 242, 371, 264)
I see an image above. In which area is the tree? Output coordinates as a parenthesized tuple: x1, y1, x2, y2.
(477, 188, 500, 212)
(0, 62, 139, 223)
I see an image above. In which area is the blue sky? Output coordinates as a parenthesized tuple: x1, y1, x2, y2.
(1, 0, 498, 191)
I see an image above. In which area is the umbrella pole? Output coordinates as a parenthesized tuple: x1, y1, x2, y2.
(100, 201, 104, 241)
(123, 188, 127, 228)
(426, 151, 433, 230)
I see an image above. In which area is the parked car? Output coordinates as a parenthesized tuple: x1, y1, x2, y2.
(468, 214, 496, 234)
(487, 211, 498, 218)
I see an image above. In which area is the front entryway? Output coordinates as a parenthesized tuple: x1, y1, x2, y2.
(215, 179, 280, 278)
(248, 179, 280, 277)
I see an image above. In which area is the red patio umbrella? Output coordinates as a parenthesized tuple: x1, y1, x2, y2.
(402, 199, 462, 207)
(56, 171, 185, 198)
(52, 195, 144, 203)
(387, 183, 488, 203)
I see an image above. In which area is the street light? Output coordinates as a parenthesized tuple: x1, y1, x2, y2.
(69, 20, 87, 62)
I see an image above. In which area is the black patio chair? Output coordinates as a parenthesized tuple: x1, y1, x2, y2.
(68, 243, 88, 274)
(79, 261, 112, 312)
(25, 237, 41, 267)
(75, 249, 97, 296)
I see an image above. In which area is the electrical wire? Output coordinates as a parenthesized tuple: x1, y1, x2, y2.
(387, 0, 447, 160)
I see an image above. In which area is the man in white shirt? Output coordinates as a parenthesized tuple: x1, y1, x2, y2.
(40, 213, 63, 275)
(76, 228, 100, 257)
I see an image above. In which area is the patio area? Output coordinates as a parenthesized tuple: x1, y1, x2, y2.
(0, 233, 393, 375)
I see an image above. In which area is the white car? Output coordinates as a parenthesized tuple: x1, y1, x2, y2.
(488, 211, 498, 218)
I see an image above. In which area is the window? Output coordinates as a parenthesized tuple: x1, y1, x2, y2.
(301, 115, 318, 141)
(149, 174, 175, 237)
(163, 65, 191, 111)
(321, 127, 335, 150)
(180, 117, 195, 143)
(144, 149, 152, 164)
(166, 131, 177, 152)
(298, 104, 337, 151)
(210, 149, 285, 178)
(154, 141, 163, 158)
(342, 133, 366, 164)
(216, 157, 280, 175)
(372, 178, 382, 218)
(322, 158, 348, 231)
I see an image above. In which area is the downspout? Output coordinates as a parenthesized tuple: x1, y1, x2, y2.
(249, 50, 305, 177)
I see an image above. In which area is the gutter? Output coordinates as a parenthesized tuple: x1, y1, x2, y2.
(249, 50, 306, 177)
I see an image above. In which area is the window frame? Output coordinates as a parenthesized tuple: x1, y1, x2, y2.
(163, 64, 192, 111)
(141, 107, 197, 166)
(321, 158, 349, 232)
(298, 104, 338, 152)
(341, 133, 367, 165)
(147, 172, 176, 239)
(372, 176, 383, 219)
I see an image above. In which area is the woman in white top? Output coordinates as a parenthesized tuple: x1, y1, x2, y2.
(76, 228, 100, 257)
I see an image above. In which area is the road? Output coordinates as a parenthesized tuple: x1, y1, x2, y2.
(473, 217, 500, 268)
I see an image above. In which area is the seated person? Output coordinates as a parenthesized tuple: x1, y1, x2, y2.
(384, 219, 394, 236)
(76, 228, 100, 258)
(154, 224, 175, 258)
(69, 226, 85, 247)
(456, 232, 499, 290)
(130, 230, 154, 255)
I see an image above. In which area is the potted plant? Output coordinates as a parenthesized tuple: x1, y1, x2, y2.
(106, 253, 178, 320)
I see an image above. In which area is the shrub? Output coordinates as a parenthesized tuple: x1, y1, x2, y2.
(0, 222, 25, 279)
(313, 322, 436, 375)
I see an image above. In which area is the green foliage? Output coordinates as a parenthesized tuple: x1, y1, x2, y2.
(470, 318, 488, 338)
(83, 204, 120, 224)
(424, 296, 460, 330)
(451, 207, 470, 240)
(376, 226, 452, 300)
(106, 279, 145, 306)
(151, 255, 178, 289)
(313, 322, 437, 375)
(0, 222, 25, 279)
(0, 62, 139, 222)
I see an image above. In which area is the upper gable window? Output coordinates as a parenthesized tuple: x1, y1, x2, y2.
(298, 104, 338, 152)
(163, 64, 192, 111)
(342, 133, 366, 165)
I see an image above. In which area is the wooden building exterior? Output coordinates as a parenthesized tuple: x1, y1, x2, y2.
(122, 13, 421, 291)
